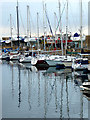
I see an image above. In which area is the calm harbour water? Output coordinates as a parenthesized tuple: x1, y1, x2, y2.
(1, 60, 88, 118)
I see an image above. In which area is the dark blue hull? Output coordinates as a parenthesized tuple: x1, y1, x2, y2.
(56, 64, 65, 69)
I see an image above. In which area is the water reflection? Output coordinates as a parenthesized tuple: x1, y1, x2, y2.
(18, 65, 21, 108)
(80, 92, 83, 118)
(44, 75, 47, 118)
(2, 61, 89, 118)
(55, 77, 58, 112)
(60, 77, 64, 118)
(11, 64, 14, 98)
(28, 70, 31, 111)
(37, 71, 40, 107)
(66, 78, 70, 118)
(82, 90, 90, 101)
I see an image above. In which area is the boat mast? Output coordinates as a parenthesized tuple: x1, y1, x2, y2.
(59, 0, 63, 56)
(27, 5, 29, 40)
(29, 6, 31, 38)
(45, 3, 54, 49)
(10, 14, 13, 47)
(54, 12, 56, 48)
(43, 1, 46, 51)
(66, 0, 68, 55)
(16, 0, 19, 49)
(37, 12, 39, 54)
(45, 4, 47, 41)
(80, 0, 83, 49)
(27, 5, 30, 46)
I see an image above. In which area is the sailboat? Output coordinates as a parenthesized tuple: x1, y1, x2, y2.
(19, 5, 32, 63)
(72, 0, 89, 71)
(60, 0, 75, 68)
(9, 1, 21, 61)
(46, 0, 75, 68)
(42, 2, 64, 67)
(31, 11, 49, 68)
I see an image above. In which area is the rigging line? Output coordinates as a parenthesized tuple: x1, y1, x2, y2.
(38, 13, 43, 33)
(56, 1, 67, 33)
(12, 17, 17, 34)
(36, 11, 43, 34)
(6, 18, 10, 35)
(45, 4, 53, 36)
(45, 11, 53, 36)
(55, 13, 61, 33)
(19, 10, 26, 35)
(44, 3, 56, 49)
(31, 16, 35, 34)
(28, 9, 35, 35)
(6, 18, 9, 35)
(28, 7, 31, 37)
(18, 4, 26, 35)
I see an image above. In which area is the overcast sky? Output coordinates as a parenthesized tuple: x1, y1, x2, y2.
(0, 0, 89, 38)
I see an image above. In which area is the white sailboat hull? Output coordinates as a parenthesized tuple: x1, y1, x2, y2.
(10, 54, 20, 60)
(19, 56, 32, 63)
(46, 60, 62, 67)
(63, 61, 72, 67)
(72, 64, 88, 71)
(31, 57, 37, 65)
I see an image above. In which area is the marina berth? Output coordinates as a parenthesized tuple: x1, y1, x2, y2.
(1, 0, 90, 118)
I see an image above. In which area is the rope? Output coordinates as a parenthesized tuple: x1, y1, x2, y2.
(56, 1, 67, 33)
(45, 9, 53, 36)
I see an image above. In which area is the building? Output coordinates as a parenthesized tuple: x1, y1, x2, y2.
(84, 35, 90, 50)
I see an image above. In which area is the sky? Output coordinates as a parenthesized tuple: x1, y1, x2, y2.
(0, 0, 90, 38)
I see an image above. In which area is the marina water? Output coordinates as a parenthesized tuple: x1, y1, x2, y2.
(1, 61, 88, 118)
